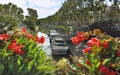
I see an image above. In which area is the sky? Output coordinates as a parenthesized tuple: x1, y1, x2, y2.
(0, 0, 65, 18)
(0, 0, 114, 19)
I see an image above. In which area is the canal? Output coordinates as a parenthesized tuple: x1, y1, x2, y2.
(37, 32, 85, 61)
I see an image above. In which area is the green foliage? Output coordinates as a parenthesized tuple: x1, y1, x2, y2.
(0, 3, 24, 22)
(0, 3, 24, 33)
(0, 14, 17, 32)
(57, 25, 70, 32)
(0, 30, 55, 75)
(56, 29, 120, 75)
(39, 27, 50, 35)
(40, 0, 120, 29)
(23, 8, 38, 33)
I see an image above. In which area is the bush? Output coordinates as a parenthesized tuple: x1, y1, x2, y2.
(0, 28, 55, 75)
(56, 29, 120, 75)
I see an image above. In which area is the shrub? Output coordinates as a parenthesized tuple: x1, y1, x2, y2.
(56, 29, 120, 75)
(0, 28, 55, 75)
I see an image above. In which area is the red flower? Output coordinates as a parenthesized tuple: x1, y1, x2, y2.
(77, 63, 82, 68)
(77, 32, 86, 41)
(12, 40, 17, 43)
(82, 47, 92, 53)
(87, 38, 100, 47)
(8, 42, 17, 50)
(8, 40, 24, 55)
(109, 70, 116, 75)
(0, 33, 9, 40)
(14, 44, 24, 55)
(103, 68, 110, 75)
(78, 36, 86, 42)
(72, 36, 79, 45)
(22, 27, 26, 34)
(99, 65, 105, 73)
(26, 34, 34, 40)
(16, 44, 24, 49)
(72, 32, 86, 45)
(77, 32, 83, 36)
(101, 40, 109, 49)
(99, 65, 109, 75)
(14, 49, 24, 55)
(117, 50, 120, 57)
(86, 60, 91, 66)
(87, 40, 95, 47)
(91, 38, 99, 42)
(36, 36, 45, 44)
(99, 65, 116, 75)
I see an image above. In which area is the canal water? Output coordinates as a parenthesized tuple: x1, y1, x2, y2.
(37, 32, 52, 56)
(37, 32, 70, 61)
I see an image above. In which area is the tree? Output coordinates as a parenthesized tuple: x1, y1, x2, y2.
(39, 0, 120, 34)
(23, 8, 38, 33)
(0, 3, 24, 22)
(0, 3, 24, 32)
(0, 14, 17, 33)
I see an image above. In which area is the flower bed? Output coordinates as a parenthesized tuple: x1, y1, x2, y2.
(0, 28, 55, 75)
(1, 28, 119, 75)
(56, 29, 120, 75)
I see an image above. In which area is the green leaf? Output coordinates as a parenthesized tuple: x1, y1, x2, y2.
(27, 60, 34, 71)
(69, 64, 78, 71)
(17, 58, 21, 65)
(17, 55, 23, 60)
(103, 58, 110, 65)
(0, 63, 4, 75)
(96, 62, 100, 68)
(19, 64, 24, 71)
(87, 53, 91, 60)
(81, 62, 91, 70)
